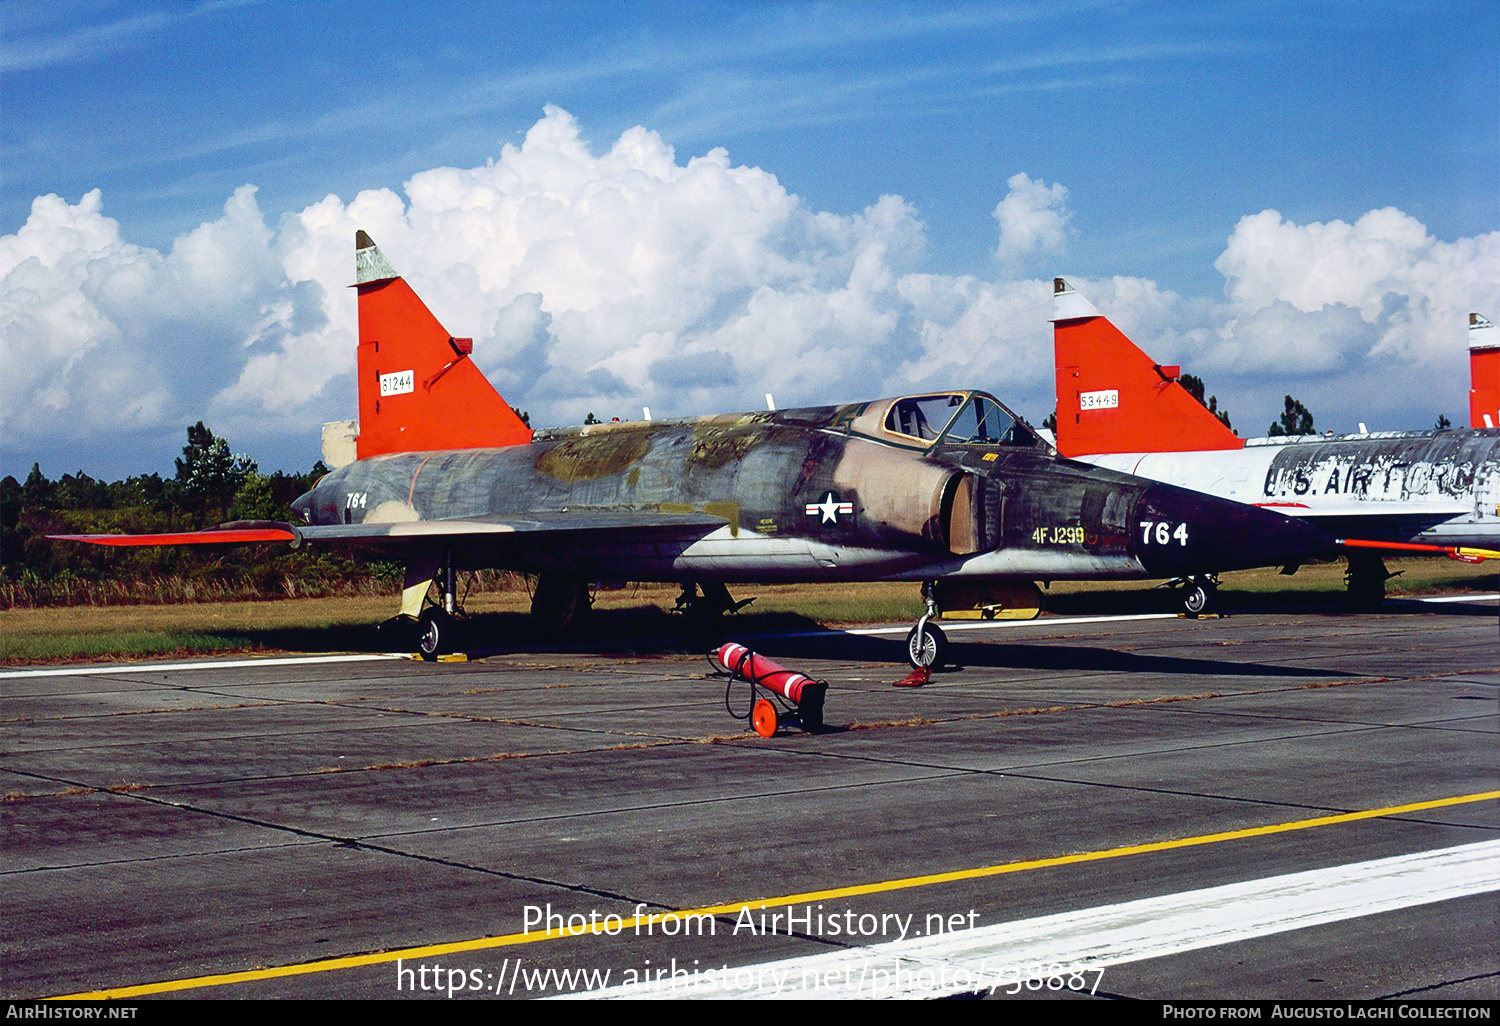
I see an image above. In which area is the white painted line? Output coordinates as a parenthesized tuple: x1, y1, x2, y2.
(1410, 593, 1499, 604)
(0, 653, 407, 680)
(568, 839, 1500, 999)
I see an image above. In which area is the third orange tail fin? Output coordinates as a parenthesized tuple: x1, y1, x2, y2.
(1469, 312, 1498, 430)
(354, 231, 533, 459)
(1050, 278, 1243, 458)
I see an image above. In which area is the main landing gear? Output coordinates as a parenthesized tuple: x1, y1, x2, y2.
(1179, 575, 1218, 617)
(414, 570, 595, 660)
(530, 574, 593, 635)
(416, 606, 454, 661)
(905, 581, 949, 671)
(1345, 553, 1395, 612)
(676, 582, 753, 641)
(416, 549, 461, 661)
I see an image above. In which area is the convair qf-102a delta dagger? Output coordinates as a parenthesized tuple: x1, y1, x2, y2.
(1050, 278, 1500, 613)
(54, 233, 1334, 669)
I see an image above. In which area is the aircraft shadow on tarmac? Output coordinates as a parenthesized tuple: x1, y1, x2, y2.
(1040, 581, 1499, 618)
(225, 584, 1491, 677)
(751, 633, 1346, 679)
(227, 605, 1357, 680)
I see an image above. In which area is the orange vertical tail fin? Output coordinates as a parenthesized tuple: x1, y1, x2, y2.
(1050, 278, 1243, 458)
(354, 231, 533, 459)
(1468, 313, 1498, 430)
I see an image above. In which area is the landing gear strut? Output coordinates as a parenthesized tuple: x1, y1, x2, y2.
(905, 581, 949, 671)
(676, 582, 752, 641)
(530, 575, 593, 634)
(1346, 553, 1394, 611)
(416, 549, 460, 661)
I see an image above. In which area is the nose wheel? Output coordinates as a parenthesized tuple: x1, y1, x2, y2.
(905, 621, 948, 671)
(905, 581, 949, 671)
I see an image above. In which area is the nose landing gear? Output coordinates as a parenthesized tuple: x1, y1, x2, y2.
(905, 581, 949, 671)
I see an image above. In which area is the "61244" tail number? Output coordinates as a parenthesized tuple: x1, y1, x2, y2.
(1141, 520, 1189, 546)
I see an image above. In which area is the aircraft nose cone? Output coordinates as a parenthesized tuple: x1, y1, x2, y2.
(1133, 484, 1334, 577)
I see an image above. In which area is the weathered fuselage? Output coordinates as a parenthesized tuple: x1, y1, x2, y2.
(293, 392, 1332, 585)
(1079, 429, 1500, 548)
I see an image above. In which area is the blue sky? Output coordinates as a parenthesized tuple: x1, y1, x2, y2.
(2, 0, 1496, 478)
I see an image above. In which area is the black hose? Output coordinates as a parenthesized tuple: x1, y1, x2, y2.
(710, 647, 763, 721)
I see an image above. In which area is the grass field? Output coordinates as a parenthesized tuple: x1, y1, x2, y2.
(2, 559, 1493, 665)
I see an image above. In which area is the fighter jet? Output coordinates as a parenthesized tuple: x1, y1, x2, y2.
(1050, 278, 1500, 611)
(53, 235, 1334, 668)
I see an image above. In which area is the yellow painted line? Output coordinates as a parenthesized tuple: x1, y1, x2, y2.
(54, 789, 1500, 1000)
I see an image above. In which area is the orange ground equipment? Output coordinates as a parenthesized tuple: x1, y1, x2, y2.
(893, 666, 931, 688)
(711, 642, 827, 736)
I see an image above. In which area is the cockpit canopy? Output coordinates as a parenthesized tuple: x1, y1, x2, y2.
(854, 391, 1040, 448)
(885, 394, 956, 441)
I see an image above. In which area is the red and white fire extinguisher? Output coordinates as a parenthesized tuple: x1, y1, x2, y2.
(711, 642, 827, 736)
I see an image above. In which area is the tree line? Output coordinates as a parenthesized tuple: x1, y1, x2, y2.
(1, 423, 399, 608)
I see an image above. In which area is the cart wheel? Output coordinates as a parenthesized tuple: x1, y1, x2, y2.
(751, 699, 779, 738)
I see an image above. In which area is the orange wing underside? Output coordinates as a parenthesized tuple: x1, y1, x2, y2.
(49, 529, 298, 546)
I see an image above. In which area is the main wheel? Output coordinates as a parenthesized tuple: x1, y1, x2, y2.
(905, 621, 948, 671)
(416, 608, 453, 661)
(1182, 579, 1216, 616)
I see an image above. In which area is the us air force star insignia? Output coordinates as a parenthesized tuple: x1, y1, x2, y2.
(805, 490, 854, 525)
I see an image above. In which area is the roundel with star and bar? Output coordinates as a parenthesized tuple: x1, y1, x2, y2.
(805, 490, 854, 528)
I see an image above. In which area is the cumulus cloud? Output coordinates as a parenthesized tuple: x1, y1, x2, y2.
(2, 106, 1497, 469)
(0, 184, 312, 442)
(1062, 209, 1500, 431)
(227, 106, 957, 424)
(993, 172, 1071, 268)
(1209, 207, 1500, 377)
